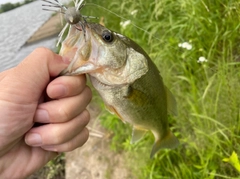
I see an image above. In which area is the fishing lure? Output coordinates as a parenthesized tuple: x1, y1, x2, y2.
(42, 0, 161, 46)
(42, 0, 95, 45)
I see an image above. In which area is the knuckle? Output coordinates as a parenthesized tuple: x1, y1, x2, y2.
(64, 143, 74, 152)
(84, 128, 89, 140)
(32, 47, 55, 65)
(81, 110, 90, 126)
(58, 106, 70, 121)
(47, 127, 63, 145)
(33, 47, 53, 57)
(84, 86, 92, 102)
(79, 128, 89, 147)
(60, 128, 89, 152)
(60, 141, 74, 152)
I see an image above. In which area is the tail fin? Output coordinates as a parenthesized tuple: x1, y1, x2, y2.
(150, 130, 179, 158)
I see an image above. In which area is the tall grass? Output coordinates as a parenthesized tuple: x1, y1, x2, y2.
(82, 0, 240, 178)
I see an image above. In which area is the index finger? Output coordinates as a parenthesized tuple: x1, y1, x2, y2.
(0, 48, 70, 103)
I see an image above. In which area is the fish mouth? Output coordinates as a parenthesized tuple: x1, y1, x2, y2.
(60, 62, 100, 76)
(59, 23, 111, 76)
(59, 24, 97, 76)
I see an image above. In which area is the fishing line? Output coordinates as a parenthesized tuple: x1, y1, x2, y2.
(85, 2, 161, 42)
(84, 2, 180, 54)
(44, 0, 174, 50)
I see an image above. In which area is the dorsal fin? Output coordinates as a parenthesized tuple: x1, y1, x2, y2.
(165, 86, 178, 116)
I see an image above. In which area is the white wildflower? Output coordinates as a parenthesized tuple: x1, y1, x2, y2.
(120, 20, 131, 29)
(131, 10, 138, 15)
(197, 56, 208, 63)
(178, 43, 183, 47)
(178, 42, 192, 50)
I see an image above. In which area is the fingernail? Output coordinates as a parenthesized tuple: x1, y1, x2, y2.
(26, 133, 42, 146)
(34, 109, 49, 123)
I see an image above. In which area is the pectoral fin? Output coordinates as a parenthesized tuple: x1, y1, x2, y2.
(131, 127, 147, 144)
(165, 86, 178, 116)
(150, 130, 179, 158)
(124, 86, 148, 106)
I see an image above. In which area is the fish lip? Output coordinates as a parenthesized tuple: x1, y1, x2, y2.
(90, 75, 129, 89)
(60, 62, 100, 76)
(90, 76, 112, 88)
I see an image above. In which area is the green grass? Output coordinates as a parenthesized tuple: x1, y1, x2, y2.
(82, 0, 240, 178)
(77, 0, 240, 178)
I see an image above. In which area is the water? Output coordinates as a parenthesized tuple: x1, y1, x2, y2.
(0, 1, 58, 72)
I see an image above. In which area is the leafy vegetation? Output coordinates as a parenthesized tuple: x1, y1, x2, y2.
(82, 0, 240, 178)
(36, 0, 240, 178)
(0, 0, 33, 13)
(29, 154, 65, 179)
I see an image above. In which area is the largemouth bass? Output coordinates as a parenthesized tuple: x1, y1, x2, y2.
(60, 23, 179, 157)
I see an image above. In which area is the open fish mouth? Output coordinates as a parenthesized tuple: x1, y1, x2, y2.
(59, 24, 97, 76)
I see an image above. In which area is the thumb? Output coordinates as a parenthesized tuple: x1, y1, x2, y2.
(0, 48, 69, 103)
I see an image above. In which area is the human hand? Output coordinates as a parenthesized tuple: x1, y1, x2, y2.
(0, 48, 92, 178)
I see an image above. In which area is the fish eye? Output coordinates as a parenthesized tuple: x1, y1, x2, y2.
(102, 30, 114, 43)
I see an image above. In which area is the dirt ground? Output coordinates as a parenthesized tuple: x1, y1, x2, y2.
(65, 102, 136, 179)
